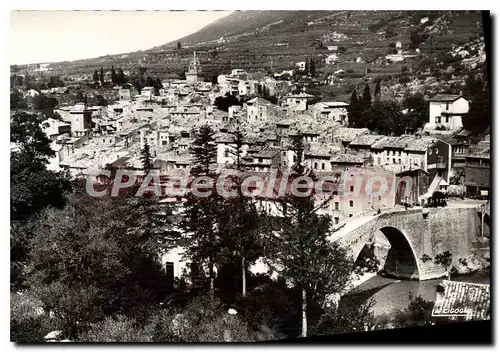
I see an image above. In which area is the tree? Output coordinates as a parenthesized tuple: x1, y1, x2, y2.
(360, 84, 372, 112)
(140, 141, 153, 171)
(268, 135, 354, 337)
(100, 67, 105, 84)
(374, 81, 381, 101)
(93, 69, 99, 82)
(117, 68, 126, 85)
(393, 293, 434, 327)
(214, 93, 241, 112)
(10, 89, 27, 109)
(434, 251, 453, 280)
(24, 192, 174, 337)
(402, 93, 429, 131)
(111, 66, 117, 84)
(310, 58, 316, 78)
(33, 94, 50, 110)
(177, 41, 182, 50)
(304, 58, 310, 76)
(11, 112, 72, 289)
(153, 78, 163, 95)
(181, 125, 222, 299)
(145, 76, 155, 88)
(462, 70, 489, 135)
(347, 90, 363, 128)
(95, 95, 108, 107)
(47, 97, 59, 109)
(47, 76, 64, 88)
(313, 297, 376, 335)
(220, 128, 264, 297)
(364, 100, 404, 135)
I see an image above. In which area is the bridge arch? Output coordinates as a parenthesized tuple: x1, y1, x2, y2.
(354, 226, 421, 280)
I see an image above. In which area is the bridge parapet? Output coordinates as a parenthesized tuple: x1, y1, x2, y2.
(334, 207, 481, 281)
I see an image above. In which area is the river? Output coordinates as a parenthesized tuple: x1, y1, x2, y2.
(350, 270, 490, 319)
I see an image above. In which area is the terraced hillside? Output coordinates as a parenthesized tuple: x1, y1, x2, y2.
(22, 11, 486, 87)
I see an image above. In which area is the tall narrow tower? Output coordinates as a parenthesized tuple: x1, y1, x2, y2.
(185, 51, 204, 85)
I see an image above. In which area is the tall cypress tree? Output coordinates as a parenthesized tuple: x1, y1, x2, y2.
(111, 66, 117, 84)
(348, 90, 362, 127)
(100, 67, 105, 84)
(361, 84, 372, 111)
(93, 69, 99, 82)
(374, 81, 381, 101)
(305, 58, 310, 76)
(310, 58, 316, 78)
(140, 140, 153, 171)
(117, 68, 126, 85)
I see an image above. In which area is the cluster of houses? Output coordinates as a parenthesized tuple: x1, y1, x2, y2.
(25, 52, 488, 221)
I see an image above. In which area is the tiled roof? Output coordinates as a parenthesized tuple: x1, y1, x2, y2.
(330, 152, 365, 164)
(371, 136, 407, 149)
(253, 146, 281, 158)
(404, 137, 435, 152)
(428, 94, 464, 102)
(349, 134, 385, 147)
(332, 127, 369, 143)
(433, 280, 490, 321)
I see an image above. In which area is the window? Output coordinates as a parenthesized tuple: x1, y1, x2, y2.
(321, 163, 325, 170)
(398, 151, 401, 156)
(349, 214, 353, 218)
(435, 116, 441, 123)
(445, 102, 449, 110)
(445, 116, 449, 123)
(349, 186, 354, 192)
(258, 158, 263, 163)
(393, 158, 396, 163)
(224, 149, 230, 158)
(314, 162, 318, 169)
(398, 159, 401, 164)
(349, 200, 354, 207)
(335, 202, 339, 210)
(334, 217, 339, 224)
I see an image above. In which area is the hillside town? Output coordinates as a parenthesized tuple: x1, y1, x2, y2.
(10, 10, 491, 344)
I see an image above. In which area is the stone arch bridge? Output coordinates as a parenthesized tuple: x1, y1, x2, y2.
(333, 207, 482, 280)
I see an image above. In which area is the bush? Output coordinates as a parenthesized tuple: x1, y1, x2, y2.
(10, 292, 61, 342)
(78, 315, 152, 342)
(148, 295, 278, 342)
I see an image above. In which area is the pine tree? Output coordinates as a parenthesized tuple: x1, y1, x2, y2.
(117, 68, 126, 85)
(190, 125, 217, 177)
(111, 66, 117, 84)
(100, 67, 105, 84)
(222, 126, 263, 297)
(153, 78, 163, 96)
(310, 58, 316, 77)
(93, 69, 99, 82)
(348, 90, 362, 128)
(305, 58, 310, 76)
(269, 135, 354, 338)
(181, 124, 222, 299)
(375, 81, 381, 101)
(140, 140, 153, 171)
(361, 84, 372, 111)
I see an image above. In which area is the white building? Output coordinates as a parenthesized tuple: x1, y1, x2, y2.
(426, 94, 470, 132)
(295, 61, 306, 71)
(244, 97, 280, 123)
(325, 53, 339, 65)
(311, 101, 349, 124)
(283, 92, 314, 112)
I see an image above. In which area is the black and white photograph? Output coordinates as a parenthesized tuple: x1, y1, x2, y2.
(8, 8, 492, 344)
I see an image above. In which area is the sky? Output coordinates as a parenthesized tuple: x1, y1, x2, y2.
(9, 10, 231, 65)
